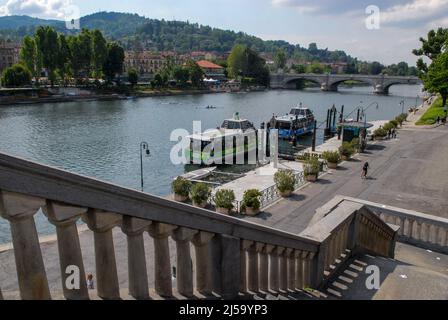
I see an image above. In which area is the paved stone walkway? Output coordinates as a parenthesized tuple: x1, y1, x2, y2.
(243, 125, 448, 234)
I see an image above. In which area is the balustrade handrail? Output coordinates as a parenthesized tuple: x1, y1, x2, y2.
(343, 196, 448, 228)
(0, 151, 319, 252)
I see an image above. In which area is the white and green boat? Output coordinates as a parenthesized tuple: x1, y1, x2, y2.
(185, 113, 258, 165)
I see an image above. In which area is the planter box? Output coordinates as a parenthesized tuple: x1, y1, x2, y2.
(327, 162, 338, 169)
(216, 207, 231, 215)
(192, 200, 207, 208)
(245, 207, 260, 216)
(174, 194, 188, 202)
(306, 174, 318, 182)
(279, 190, 292, 197)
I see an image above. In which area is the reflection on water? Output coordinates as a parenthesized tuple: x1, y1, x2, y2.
(0, 85, 423, 242)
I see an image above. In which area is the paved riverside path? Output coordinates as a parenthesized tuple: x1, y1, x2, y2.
(243, 125, 448, 234)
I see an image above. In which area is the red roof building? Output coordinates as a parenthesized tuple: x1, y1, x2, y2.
(196, 60, 226, 80)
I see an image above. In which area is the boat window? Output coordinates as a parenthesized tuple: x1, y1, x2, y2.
(225, 121, 242, 130)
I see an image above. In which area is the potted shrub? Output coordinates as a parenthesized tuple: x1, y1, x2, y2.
(373, 127, 387, 140)
(322, 150, 341, 169)
(190, 182, 211, 208)
(304, 157, 320, 182)
(274, 169, 296, 197)
(171, 177, 191, 202)
(242, 189, 263, 216)
(390, 119, 399, 128)
(350, 138, 361, 153)
(339, 141, 354, 161)
(213, 189, 236, 215)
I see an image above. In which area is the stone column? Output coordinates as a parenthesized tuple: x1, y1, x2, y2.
(240, 240, 253, 293)
(295, 250, 304, 290)
(147, 223, 177, 297)
(278, 247, 287, 292)
(268, 245, 279, 292)
(83, 209, 122, 300)
(43, 201, 89, 300)
(258, 244, 269, 293)
(0, 287, 3, 300)
(172, 227, 197, 298)
(192, 231, 215, 295)
(0, 191, 50, 300)
(121, 216, 152, 300)
(286, 249, 295, 291)
(247, 243, 259, 293)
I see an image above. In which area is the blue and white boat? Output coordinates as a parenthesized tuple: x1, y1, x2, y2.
(270, 105, 315, 139)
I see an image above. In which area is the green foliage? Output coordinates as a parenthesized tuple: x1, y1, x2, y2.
(423, 51, 448, 109)
(91, 29, 108, 79)
(35, 26, 59, 85)
(1, 64, 32, 87)
(103, 42, 125, 82)
(413, 27, 448, 74)
(171, 177, 192, 197)
(227, 44, 269, 85)
(242, 189, 262, 211)
(274, 169, 296, 193)
(322, 151, 341, 164)
(304, 157, 320, 176)
(213, 189, 236, 210)
(389, 120, 399, 128)
(274, 48, 287, 69)
(373, 127, 388, 138)
(190, 183, 211, 204)
(292, 64, 306, 73)
(19, 35, 37, 78)
(308, 62, 325, 74)
(339, 141, 355, 158)
(395, 113, 408, 125)
(128, 68, 138, 86)
(185, 60, 203, 87)
(383, 122, 394, 131)
(416, 97, 445, 125)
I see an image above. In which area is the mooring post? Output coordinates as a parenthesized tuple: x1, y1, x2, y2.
(312, 120, 317, 152)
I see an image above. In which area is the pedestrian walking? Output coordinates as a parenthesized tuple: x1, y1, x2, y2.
(362, 162, 370, 179)
(87, 274, 94, 290)
(436, 116, 440, 124)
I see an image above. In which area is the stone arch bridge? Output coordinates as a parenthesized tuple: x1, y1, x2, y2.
(270, 73, 422, 94)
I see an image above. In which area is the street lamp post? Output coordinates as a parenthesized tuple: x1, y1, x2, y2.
(140, 142, 151, 192)
(400, 100, 405, 115)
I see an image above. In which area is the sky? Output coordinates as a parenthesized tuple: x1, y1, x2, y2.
(0, 0, 447, 65)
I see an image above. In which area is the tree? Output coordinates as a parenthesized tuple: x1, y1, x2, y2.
(172, 66, 190, 86)
(68, 35, 83, 80)
(1, 64, 32, 87)
(413, 28, 448, 74)
(227, 44, 248, 79)
(292, 64, 306, 73)
(128, 68, 138, 87)
(369, 61, 384, 75)
(186, 60, 204, 87)
(19, 36, 38, 82)
(78, 29, 93, 78)
(103, 42, 125, 83)
(57, 34, 71, 85)
(34, 26, 59, 86)
(274, 48, 287, 70)
(308, 63, 324, 74)
(91, 29, 108, 79)
(423, 50, 448, 113)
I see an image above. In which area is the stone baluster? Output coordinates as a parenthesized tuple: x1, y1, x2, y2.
(414, 221, 422, 240)
(403, 218, 412, 238)
(302, 252, 316, 288)
(247, 242, 259, 293)
(0, 287, 3, 300)
(121, 216, 152, 299)
(147, 223, 177, 297)
(286, 248, 295, 291)
(172, 227, 198, 298)
(396, 216, 404, 236)
(278, 247, 287, 292)
(437, 227, 446, 246)
(240, 240, 253, 294)
(268, 245, 280, 292)
(0, 191, 50, 300)
(83, 209, 122, 300)
(257, 243, 269, 293)
(445, 228, 448, 247)
(295, 250, 304, 289)
(43, 201, 89, 300)
(192, 231, 215, 295)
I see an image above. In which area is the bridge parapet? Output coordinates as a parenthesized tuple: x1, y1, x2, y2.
(270, 73, 422, 94)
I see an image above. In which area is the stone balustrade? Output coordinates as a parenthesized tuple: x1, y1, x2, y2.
(0, 152, 398, 299)
(341, 197, 448, 254)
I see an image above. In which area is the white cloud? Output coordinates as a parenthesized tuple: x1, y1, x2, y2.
(381, 0, 448, 25)
(0, 0, 73, 19)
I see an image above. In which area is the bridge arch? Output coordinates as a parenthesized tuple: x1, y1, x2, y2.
(283, 75, 323, 89)
(327, 77, 376, 91)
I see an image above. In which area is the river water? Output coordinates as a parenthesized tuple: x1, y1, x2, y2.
(0, 85, 422, 243)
